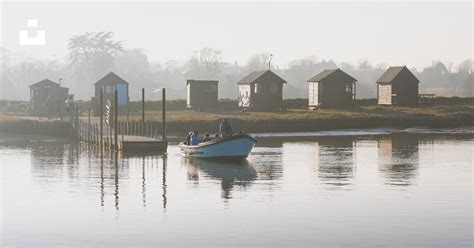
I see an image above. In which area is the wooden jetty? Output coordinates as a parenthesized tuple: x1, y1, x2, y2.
(73, 88, 168, 154)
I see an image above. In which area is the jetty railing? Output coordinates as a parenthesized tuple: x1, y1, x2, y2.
(72, 88, 167, 153)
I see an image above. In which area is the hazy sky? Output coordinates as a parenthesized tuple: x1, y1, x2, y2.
(1, 1, 472, 68)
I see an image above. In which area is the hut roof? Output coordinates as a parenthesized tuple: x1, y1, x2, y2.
(307, 68, 357, 82)
(238, 70, 287, 84)
(29, 79, 60, 88)
(376, 66, 419, 84)
(94, 72, 129, 86)
(186, 79, 218, 85)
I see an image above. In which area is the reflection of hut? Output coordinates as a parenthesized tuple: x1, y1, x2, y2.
(307, 68, 357, 109)
(93, 72, 129, 116)
(237, 70, 287, 111)
(29, 79, 69, 115)
(377, 134, 419, 186)
(376, 66, 419, 106)
(316, 137, 355, 187)
(186, 80, 218, 110)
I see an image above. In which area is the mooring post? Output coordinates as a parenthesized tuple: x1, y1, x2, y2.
(100, 89, 103, 150)
(114, 89, 119, 151)
(162, 88, 166, 141)
(75, 106, 79, 140)
(142, 88, 145, 124)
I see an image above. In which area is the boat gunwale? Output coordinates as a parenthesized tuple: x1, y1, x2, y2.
(178, 133, 256, 149)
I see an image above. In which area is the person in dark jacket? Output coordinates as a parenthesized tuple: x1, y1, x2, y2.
(219, 117, 233, 137)
(201, 133, 211, 142)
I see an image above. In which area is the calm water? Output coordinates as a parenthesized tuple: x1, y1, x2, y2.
(1, 129, 473, 247)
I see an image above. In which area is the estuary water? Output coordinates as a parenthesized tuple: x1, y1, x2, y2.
(1, 129, 473, 247)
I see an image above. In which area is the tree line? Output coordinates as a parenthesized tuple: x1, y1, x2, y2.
(1, 32, 472, 101)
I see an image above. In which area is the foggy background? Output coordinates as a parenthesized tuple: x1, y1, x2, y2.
(1, 1, 472, 100)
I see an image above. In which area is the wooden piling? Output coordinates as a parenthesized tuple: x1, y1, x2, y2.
(142, 88, 145, 124)
(100, 89, 104, 150)
(114, 89, 118, 151)
(162, 88, 166, 141)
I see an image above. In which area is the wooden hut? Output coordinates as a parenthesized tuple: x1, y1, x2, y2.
(307, 68, 357, 109)
(186, 79, 218, 110)
(237, 70, 287, 111)
(93, 72, 129, 115)
(377, 66, 419, 106)
(29, 79, 69, 115)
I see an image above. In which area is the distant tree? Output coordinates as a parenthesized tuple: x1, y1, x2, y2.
(67, 32, 125, 80)
(457, 59, 473, 96)
(115, 49, 150, 78)
(247, 53, 272, 71)
(185, 48, 223, 79)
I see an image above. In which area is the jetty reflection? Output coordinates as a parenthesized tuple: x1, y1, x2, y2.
(28, 142, 168, 210)
(182, 158, 257, 199)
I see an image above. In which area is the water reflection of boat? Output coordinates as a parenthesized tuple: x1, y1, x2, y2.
(179, 133, 256, 159)
(182, 158, 257, 199)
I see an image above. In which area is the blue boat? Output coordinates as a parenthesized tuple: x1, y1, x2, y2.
(179, 133, 256, 159)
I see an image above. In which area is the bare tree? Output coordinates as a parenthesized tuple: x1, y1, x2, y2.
(185, 48, 223, 79)
(247, 53, 272, 71)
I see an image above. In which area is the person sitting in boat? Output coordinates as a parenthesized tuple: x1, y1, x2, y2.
(185, 131, 193, 145)
(219, 117, 233, 137)
(190, 130, 200, 145)
(201, 133, 211, 142)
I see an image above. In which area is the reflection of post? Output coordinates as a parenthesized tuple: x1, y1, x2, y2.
(114, 153, 119, 210)
(142, 156, 146, 207)
(162, 88, 166, 141)
(162, 155, 167, 210)
(100, 149, 104, 207)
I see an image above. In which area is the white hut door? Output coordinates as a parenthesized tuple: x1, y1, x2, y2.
(309, 82, 319, 106)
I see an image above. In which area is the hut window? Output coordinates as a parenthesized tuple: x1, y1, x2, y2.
(254, 84, 258, 93)
(345, 84, 352, 93)
(270, 83, 278, 94)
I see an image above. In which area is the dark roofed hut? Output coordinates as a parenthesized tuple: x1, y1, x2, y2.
(237, 70, 287, 111)
(307, 68, 357, 109)
(29, 79, 69, 115)
(93, 72, 129, 116)
(186, 79, 218, 111)
(377, 66, 419, 106)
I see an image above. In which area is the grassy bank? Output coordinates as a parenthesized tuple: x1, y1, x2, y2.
(1, 97, 473, 115)
(1, 98, 472, 135)
(117, 105, 474, 134)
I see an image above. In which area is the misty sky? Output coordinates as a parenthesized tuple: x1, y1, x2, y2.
(1, 1, 472, 68)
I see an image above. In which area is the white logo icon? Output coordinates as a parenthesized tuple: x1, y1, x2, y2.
(19, 19, 45, 46)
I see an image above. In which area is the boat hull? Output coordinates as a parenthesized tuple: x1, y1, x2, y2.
(179, 134, 256, 159)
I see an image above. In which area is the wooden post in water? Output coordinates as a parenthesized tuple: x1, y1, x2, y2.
(100, 89, 103, 150)
(75, 106, 79, 140)
(162, 88, 166, 141)
(142, 88, 145, 124)
(114, 89, 119, 151)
